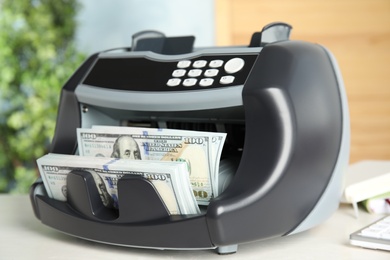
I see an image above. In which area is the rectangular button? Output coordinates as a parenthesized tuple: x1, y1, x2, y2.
(220, 75, 235, 84)
(199, 78, 214, 87)
(183, 78, 197, 87)
(167, 78, 181, 87)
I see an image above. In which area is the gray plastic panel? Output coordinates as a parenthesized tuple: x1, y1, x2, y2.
(76, 84, 244, 111)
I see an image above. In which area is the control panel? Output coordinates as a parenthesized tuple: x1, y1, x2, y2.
(167, 57, 248, 88)
(82, 53, 258, 92)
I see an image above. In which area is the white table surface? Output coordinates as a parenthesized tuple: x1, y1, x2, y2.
(0, 194, 389, 260)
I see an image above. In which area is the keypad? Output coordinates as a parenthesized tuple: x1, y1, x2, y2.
(360, 216, 390, 239)
(166, 57, 246, 88)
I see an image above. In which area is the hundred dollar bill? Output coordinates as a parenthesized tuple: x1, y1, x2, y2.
(89, 125, 227, 201)
(91, 125, 227, 199)
(37, 154, 200, 215)
(77, 126, 226, 204)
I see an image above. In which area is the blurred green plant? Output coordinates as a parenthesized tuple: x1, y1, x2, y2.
(0, 0, 86, 193)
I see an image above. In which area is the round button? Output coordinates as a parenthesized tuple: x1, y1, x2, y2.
(224, 58, 245, 74)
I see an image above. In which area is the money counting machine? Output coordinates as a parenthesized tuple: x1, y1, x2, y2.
(30, 22, 350, 254)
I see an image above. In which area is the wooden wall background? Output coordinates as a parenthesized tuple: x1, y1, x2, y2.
(215, 0, 390, 163)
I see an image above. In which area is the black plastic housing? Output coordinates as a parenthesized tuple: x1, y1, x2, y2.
(30, 36, 347, 254)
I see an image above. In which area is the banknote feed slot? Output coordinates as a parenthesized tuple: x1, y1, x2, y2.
(30, 22, 350, 254)
(121, 120, 244, 162)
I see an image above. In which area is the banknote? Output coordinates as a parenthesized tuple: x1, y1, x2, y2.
(37, 154, 200, 215)
(90, 126, 227, 196)
(77, 126, 226, 204)
(90, 125, 227, 198)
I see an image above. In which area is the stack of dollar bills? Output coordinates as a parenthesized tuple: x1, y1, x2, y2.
(37, 154, 199, 215)
(37, 126, 227, 216)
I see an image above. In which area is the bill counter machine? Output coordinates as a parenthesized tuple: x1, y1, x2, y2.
(30, 22, 350, 254)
